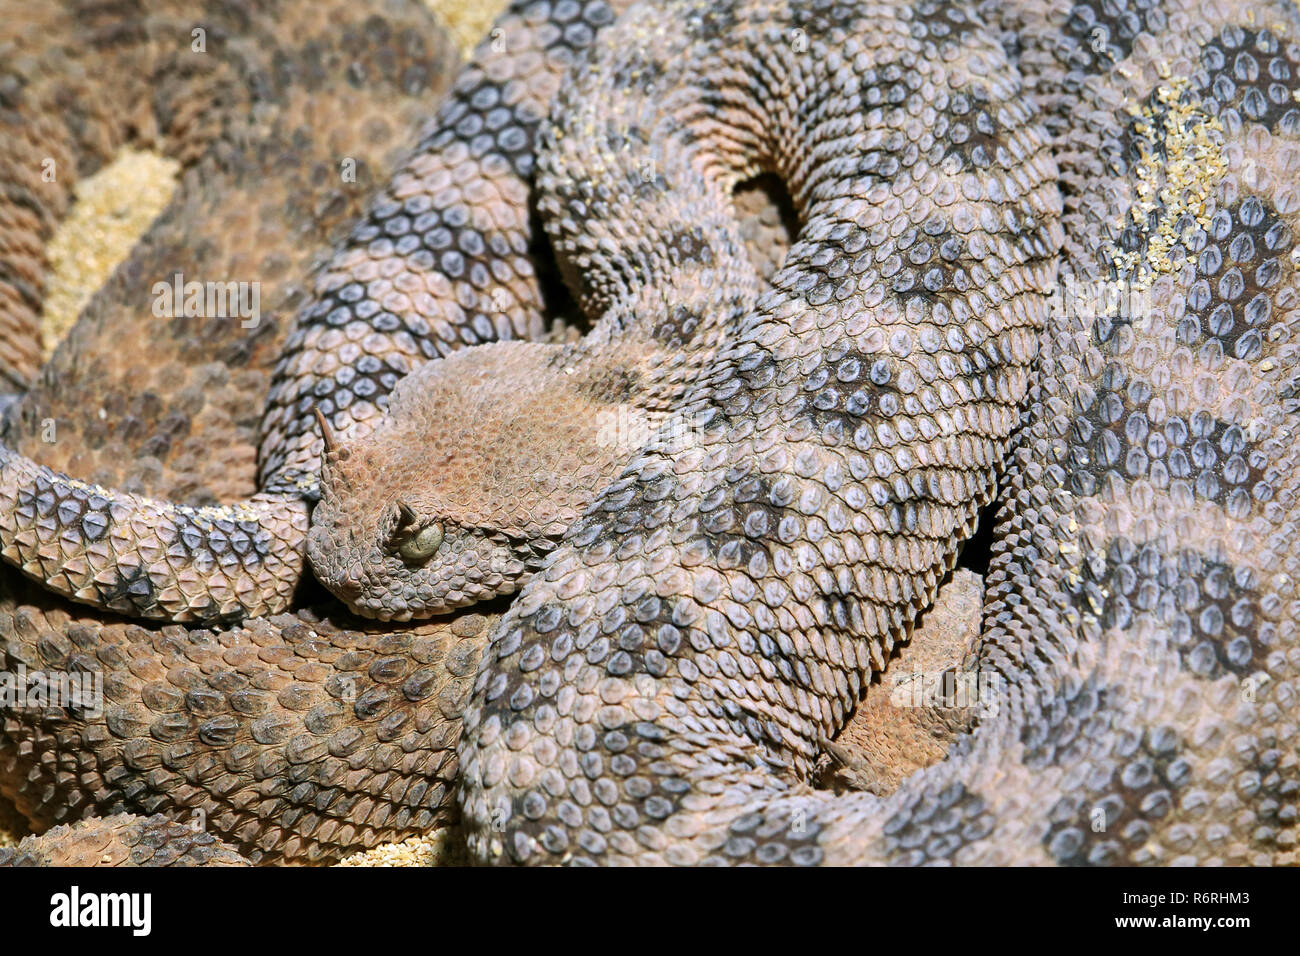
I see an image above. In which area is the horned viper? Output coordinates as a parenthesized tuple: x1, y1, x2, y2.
(2, 0, 1298, 865)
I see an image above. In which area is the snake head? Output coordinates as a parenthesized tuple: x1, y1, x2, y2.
(311, 490, 546, 622)
(306, 342, 646, 621)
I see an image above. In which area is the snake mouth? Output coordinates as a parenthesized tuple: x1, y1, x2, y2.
(335, 585, 476, 623)
(346, 596, 417, 623)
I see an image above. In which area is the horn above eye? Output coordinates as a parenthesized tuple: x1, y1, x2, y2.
(313, 406, 338, 456)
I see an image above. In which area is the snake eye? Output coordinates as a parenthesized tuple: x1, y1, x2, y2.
(396, 521, 444, 563)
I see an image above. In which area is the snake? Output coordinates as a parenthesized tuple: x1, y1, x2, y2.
(2, 0, 1299, 865)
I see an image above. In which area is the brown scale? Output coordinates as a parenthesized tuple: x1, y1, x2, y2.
(0, 813, 250, 866)
(1, 0, 462, 502)
(0, 567, 495, 863)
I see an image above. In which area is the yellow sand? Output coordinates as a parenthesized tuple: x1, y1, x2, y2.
(423, 0, 506, 56)
(335, 827, 469, 868)
(37, 149, 180, 355)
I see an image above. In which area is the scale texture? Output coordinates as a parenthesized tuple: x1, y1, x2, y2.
(1, 0, 1298, 865)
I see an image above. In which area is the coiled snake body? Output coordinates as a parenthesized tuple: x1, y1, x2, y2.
(1, 0, 1298, 865)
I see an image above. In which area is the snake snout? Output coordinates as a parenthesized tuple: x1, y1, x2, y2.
(306, 515, 366, 602)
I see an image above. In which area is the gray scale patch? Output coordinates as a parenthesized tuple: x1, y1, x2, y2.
(1178, 196, 1290, 363)
(889, 222, 976, 302)
(96, 565, 158, 616)
(1239, 744, 1299, 850)
(665, 225, 715, 267)
(1020, 673, 1112, 769)
(649, 304, 704, 346)
(791, 346, 907, 441)
(936, 84, 1009, 173)
(1061, 0, 1168, 72)
(787, 0, 865, 37)
(1069, 363, 1271, 511)
(713, 805, 827, 865)
(883, 781, 996, 865)
(505, 719, 687, 864)
(689, 470, 796, 571)
(1083, 544, 1262, 678)
(909, 0, 981, 51)
(1033, 705, 1190, 865)
(1200, 26, 1300, 136)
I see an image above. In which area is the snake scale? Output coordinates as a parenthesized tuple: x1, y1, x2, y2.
(1, 0, 1298, 865)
